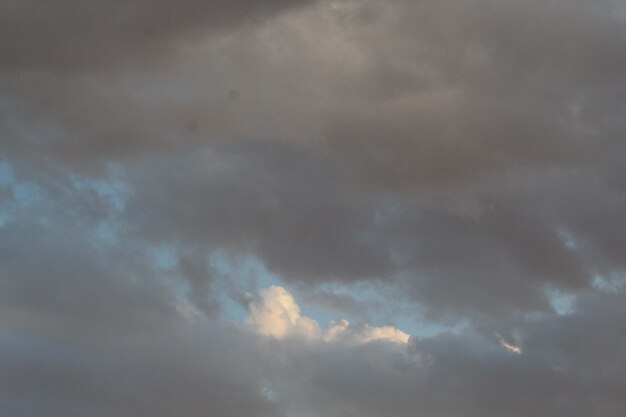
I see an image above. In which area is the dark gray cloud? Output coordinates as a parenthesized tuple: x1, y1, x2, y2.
(255, 288, 626, 417)
(2, 0, 626, 415)
(0, 0, 315, 72)
(298, 289, 375, 319)
(122, 143, 394, 283)
(0, 161, 278, 417)
(114, 138, 625, 320)
(0, 322, 281, 417)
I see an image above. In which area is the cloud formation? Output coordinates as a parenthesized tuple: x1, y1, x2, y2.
(246, 285, 409, 344)
(247, 285, 322, 340)
(0, 0, 314, 71)
(2, 0, 626, 415)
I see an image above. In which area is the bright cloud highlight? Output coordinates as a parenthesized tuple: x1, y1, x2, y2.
(246, 285, 410, 345)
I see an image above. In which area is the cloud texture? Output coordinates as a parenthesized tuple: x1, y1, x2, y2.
(2, 0, 626, 416)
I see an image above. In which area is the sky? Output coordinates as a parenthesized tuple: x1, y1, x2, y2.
(2, 0, 626, 416)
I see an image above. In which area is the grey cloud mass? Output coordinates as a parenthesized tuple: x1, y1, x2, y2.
(0, 0, 314, 71)
(2, 0, 626, 416)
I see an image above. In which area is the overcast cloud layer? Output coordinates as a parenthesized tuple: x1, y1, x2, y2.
(2, 1, 626, 416)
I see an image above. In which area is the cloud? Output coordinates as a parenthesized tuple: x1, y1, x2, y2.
(246, 285, 409, 344)
(259, 288, 626, 417)
(2, 0, 626, 415)
(497, 335, 522, 354)
(3, 0, 624, 322)
(0, 0, 315, 72)
(325, 319, 410, 344)
(0, 321, 283, 417)
(246, 285, 322, 340)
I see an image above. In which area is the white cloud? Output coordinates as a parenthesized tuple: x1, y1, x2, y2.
(246, 286, 409, 345)
(325, 319, 410, 345)
(246, 285, 321, 340)
(498, 336, 522, 354)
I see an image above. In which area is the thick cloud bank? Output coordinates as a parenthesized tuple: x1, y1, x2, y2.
(2, 0, 626, 416)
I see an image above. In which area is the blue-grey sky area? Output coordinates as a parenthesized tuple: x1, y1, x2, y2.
(2, 1, 626, 416)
